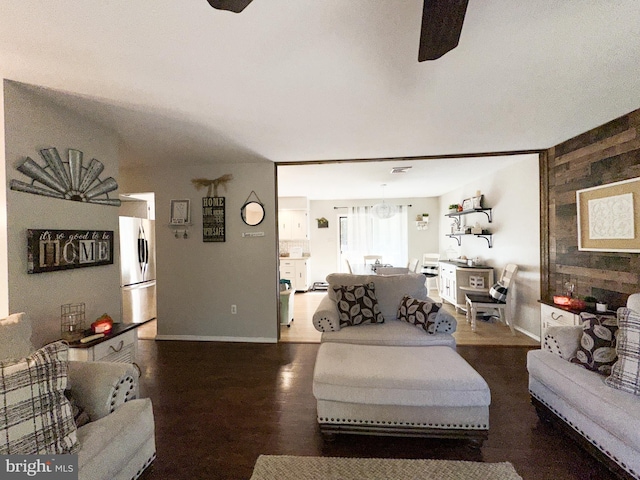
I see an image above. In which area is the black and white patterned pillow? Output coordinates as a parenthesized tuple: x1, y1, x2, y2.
(489, 282, 508, 302)
(0, 341, 79, 454)
(606, 308, 640, 394)
(332, 283, 384, 327)
(397, 295, 442, 334)
(570, 312, 618, 375)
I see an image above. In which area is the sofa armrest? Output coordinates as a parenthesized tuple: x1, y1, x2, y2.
(543, 325, 583, 360)
(312, 295, 341, 332)
(68, 361, 139, 422)
(434, 309, 457, 333)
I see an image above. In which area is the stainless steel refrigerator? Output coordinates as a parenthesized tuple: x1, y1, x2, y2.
(119, 217, 157, 324)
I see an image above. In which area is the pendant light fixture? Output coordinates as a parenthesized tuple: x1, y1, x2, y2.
(372, 184, 398, 219)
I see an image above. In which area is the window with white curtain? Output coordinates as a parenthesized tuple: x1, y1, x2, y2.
(342, 205, 408, 267)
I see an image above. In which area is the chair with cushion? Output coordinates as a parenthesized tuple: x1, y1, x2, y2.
(312, 272, 457, 347)
(465, 263, 518, 334)
(0, 313, 155, 480)
(421, 253, 440, 294)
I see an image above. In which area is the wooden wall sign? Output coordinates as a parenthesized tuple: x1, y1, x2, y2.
(202, 197, 226, 242)
(28, 229, 114, 273)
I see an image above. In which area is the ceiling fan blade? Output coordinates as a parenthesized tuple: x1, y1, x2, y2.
(418, 0, 469, 61)
(206, 0, 254, 13)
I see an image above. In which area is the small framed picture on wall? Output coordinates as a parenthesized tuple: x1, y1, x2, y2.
(170, 199, 191, 225)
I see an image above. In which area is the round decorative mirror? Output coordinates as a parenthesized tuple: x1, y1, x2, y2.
(241, 201, 265, 226)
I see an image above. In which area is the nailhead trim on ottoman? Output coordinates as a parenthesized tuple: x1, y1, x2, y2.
(313, 344, 490, 442)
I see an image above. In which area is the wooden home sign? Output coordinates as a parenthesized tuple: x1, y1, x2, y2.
(202, 196, 226, 242)
(27, 229, 114, 274)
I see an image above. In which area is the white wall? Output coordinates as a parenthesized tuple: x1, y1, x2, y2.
(3, 80, 122, 347)
(438, 154, 541, 339)
(119, 161, 279, 342)
(308, 197, 440, 284)
(0, 82, 8, 316)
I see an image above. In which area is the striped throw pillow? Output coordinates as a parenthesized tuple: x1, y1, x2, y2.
(0, 341, 79, 454)
(606, 308, 640, 395)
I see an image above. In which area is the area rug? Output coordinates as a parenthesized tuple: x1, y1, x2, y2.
(250, 455, 523, 480)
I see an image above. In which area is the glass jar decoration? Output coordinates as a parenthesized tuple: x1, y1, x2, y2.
(61, 303, 86, 342)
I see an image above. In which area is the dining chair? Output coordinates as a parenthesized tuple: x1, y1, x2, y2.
(465, 263, 519, 335)
(363, 255, 382, 265)
(422, 253, 440, 293)
(345, 259, 353, 274)
(407, 258, 420, 273)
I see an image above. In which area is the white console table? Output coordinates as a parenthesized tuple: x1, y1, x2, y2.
(68, 323, 143, 363)
(439, 261, 494, 312)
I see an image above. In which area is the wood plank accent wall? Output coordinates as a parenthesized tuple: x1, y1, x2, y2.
(543, 108, 640, 309)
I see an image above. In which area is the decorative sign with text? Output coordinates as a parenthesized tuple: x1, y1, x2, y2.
(27, 229, 114, 274)
(202, 197, 226, 242)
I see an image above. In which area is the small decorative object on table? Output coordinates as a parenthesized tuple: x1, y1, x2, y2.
(596, 301, 608, 312)
(91, 313, 114, 334)
(61, 302, 86, 342)
(473, 192, 483, 209)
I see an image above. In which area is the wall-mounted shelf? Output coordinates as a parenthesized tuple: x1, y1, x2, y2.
(446, 208, 492, 223)
(446, 233, 493, 248)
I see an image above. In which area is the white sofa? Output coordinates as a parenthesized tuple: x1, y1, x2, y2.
(312, 272, 457, 347)
(527, 294, 640, 480)
(0, 313, 155, 480)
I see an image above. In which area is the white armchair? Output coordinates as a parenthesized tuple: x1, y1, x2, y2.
(0, 313, 155, 480)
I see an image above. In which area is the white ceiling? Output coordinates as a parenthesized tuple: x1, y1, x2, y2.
(1, 1, 639, 176)
(277, 154, 536, 200)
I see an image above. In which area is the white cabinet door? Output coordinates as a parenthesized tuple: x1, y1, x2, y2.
(540, 303, 580, 340)
(279, 210, 292, 239)
(291, 211, 308, 239)
(279, 210, 308, 240)
(296, 259, 309, 291)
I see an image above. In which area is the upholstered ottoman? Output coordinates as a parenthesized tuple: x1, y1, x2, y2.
(312, 343, 490, 444)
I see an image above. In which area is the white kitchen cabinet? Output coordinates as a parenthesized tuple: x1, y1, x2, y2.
(438, 261, 494, 312)
(540, 303, 582, 340)
(280, 258, 310, 291)
(279, 210, 308, 240)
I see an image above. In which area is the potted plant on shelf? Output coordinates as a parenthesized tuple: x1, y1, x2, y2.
(583, 296, 597, 310)
(448, 204, 459, 214)
(422, 213, 429, 221)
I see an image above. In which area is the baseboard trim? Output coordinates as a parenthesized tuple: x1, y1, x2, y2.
(514, 325, 540, 343)
(154, 335, 277, 344)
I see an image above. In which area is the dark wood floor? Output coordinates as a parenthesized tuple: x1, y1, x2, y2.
(136, 340, 615, 480)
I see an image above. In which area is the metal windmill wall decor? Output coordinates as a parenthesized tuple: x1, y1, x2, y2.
(10, 147, 121, 206)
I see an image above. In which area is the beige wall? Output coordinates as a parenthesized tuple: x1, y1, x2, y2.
(0, 82, 8, 316)
(439, 154, 541, 339)
(119, 162, 279, 342)
(3, 80, 122, 347)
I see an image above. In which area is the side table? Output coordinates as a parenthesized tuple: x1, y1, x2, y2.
(67, 322, 148, 363)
